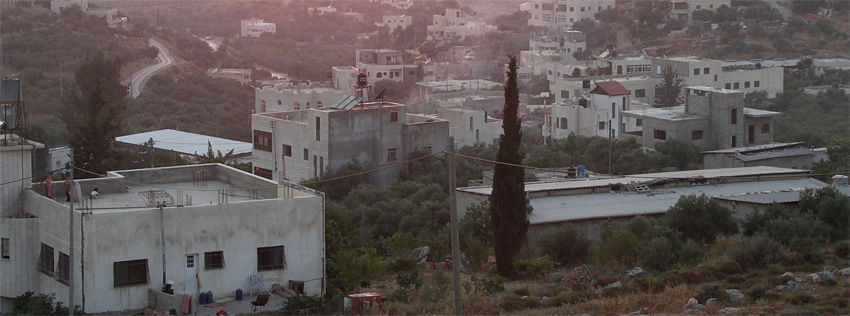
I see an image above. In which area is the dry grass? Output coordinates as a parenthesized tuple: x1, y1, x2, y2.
(554, 284, 695, 315)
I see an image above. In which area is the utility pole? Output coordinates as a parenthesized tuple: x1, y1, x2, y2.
(68, 148, 75, 316)
(58, 57, 64, 99)
(159, 202, 167, 288)
(608, 119, 612, 175)
(448, 138, 462, 316)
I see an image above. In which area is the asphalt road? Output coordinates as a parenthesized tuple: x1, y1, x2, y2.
(762, 0, 792, 20)
(129, 39, 174, 98)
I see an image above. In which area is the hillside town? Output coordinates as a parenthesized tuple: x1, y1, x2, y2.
(0, 0, 848, 315)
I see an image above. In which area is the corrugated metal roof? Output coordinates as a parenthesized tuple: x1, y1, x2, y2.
(116, 129, 252, 157)
(713, 190, 807, 204)
(529, 178, 827, 225)
(735, 147, 814, 162)
(703, 142, 805, 154)
(458, 166, 810, 196)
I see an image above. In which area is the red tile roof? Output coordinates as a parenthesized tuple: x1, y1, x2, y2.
(590, 81, 630, 96)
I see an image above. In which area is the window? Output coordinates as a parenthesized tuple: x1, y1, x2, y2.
(113, 259, 149, 287)
(388, 148, 397, 161)
(561, 90, 569, 99)
(283, 144, 292, 157)
(205, 251, 225, 270)
(542, 13, 551, 21)
(734, 82, 740, 89)
(731, 108, 738, 124)
(253, 130, 272, 152)
(761, 123, 770, 133)
(39, 243, 54, 276)
(254, 167, 273, 180)
(636, 119, 643, 127)
(476, 130, 480, 141)
(611, 103, 616, 118)
(693, 68, 700, 75)
(315, 117, 321, 141)
(277, 100, 282, 105)
(635, 89, 646, 98)
(557, 15, 567, 23)
(303, 148, 309, 160)
(744, 81, 751, 88)
(704, 67, 710, 75)
(560, 117, 568, 129)
(580, 6, 585, 11)
(748, 125, 755, 143)
(56, 252, 70, 285)
(692, 130, 704, 140)
(654, 129, 667, 140)
(391, 112, 399, 122)
(732, 136, 737, 147)
(557, 4, 566, 11)
(725, 83, 731, 89)
(257, 246, 286, 271)
(1, 238, 8, 259)
(376, 72, 382, 78)
(570, 6, 574, 12)
(626, 64, 651, 74)
(598, 121, 606, 130)
(714, 75, 718, 82)
(317, 101, 323, 109)
(754, 81, 760, 87)
(259, 100, 266, 113)
(294, 102, 300, 110)
(320, 156, 324, 176)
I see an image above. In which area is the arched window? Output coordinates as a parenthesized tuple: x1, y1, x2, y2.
(277, 100, 282, 105)
(376, 72, 383, 78)
(560, 117, 568, 129)
(294, 102, 300, 110)
(317, 101, 323, 108)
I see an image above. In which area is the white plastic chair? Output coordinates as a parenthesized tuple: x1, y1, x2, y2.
(248, 274, 264, 296)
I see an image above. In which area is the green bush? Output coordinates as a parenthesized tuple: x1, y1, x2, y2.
(676, 240, 705, 267)
(663, 194, 738, 243)
(639, 237, 678, 272)
(537, 224, 590, 265)
(389, 256, 417, 273)
(420, 281, 447, 303)
(13, 292, 83, 315)
(282, 295, 324, 312)
(814, 194, 850, 240)
(747, 283, 770, 301)
(727, 236, 786, 270)
(627, 276, 667, 294)
(711, 259, 742, 275)
(759, 213, 828, 249)
(481, 275, 507, 294)
(741, 204, 793, 236)
(515, 256, 560, 276)
(833, 240, 849, 259)
(595, 228, 640, 270)
(499, 295, 540, 311)
(396, 271, 422, 290)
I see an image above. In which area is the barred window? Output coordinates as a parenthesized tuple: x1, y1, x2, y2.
(257, 246, 286, 271)
(253, 130, 272, 152)
(1, 238, 9, 259)
(38, 243, 54, 277)
(113, 259, 149, 287)
(205, 251, 225, 270)
(56, 252, 70, 285)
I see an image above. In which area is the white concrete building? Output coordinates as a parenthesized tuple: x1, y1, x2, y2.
(355, 49, 417, 84)
(702, 142, 818, 170)
(379, 0, 414, 10)
(654, 56, 785, 98)
(427, 9, 497, 41)
(621, 86, 780, 150)
(437, 107, 502, 148)
(332, 66, 361, 90)
(527, 0, 616, 28)
(1, 144, 325, 313)
(50, 0, 87, 13)
(307, 6, 337, 15)
(812, 56, 850, 76)
(251, 101, 448, 187)
(255, 82, 351, 114)
(671, 0, 732, 20)
(376, 15, 412, 32)
(543, 81, 637, 141)
(241, 19, 276, 38)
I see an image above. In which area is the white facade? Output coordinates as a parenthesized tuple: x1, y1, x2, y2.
(307, 6, 337, 15)
(527, 0, 616, 28)
(812, 57, 850, 76)
(376, 15, 412, 32)
(332, 66, 361, 90)
(379, 0, 414, 10)
(437, 107, 502, 148)
(543, 81, 636, 140)
(251, 102, 449, 187)
(355, 49, 416, 84)
(241, 19, 276, 38)
(255, 82, 351, 114)
(0, 162, 325, 314)
(427, 9, 497, 41)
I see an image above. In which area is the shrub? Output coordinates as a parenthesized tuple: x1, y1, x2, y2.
(676, 240, 705, 267)
(747, 283, 770, 301)
(282, 295, 323, 312)
(595, 228, 640, 270)
(664, 194, 738, 242)
(516, 256, 559, 276)
(513, 287, 530, 296)
(727, 236, 786, 270)
(627, 276, 666, 294)
(833, 240, 849, 259)
(499, 295, 540, 311)
(421, 282, 447, 303)
(389, 256, 417, 273)
(710, 259, 742, 275)
(462, 236, 492, 273)
(595, 275, 619, 287)
(759, 213, 829, 249)
(695, 284, 729, 303)
(741, 204, 793, 236)
(547, 291, 594, 307)
(815, 194, 850, 240)
(537, 224, 590, 265)
(481, 275, 506, 294)
(639, 237, 678, 272)
(396, 271, 422, 290)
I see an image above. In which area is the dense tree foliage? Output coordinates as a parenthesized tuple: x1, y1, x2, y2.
(62, 52, 127, 178)
(663, 194, 739, 243)
(654, 64, 684, 108)
(128, 74, 254, 141)
(490, 56, 530, 278)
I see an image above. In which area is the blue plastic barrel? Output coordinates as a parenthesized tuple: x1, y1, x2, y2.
(236, 289, 243, 301)
(208, 291, 213, 302)
(199, 292, 207, 305)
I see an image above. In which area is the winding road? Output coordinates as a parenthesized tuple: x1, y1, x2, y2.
(129, 39, 174, 98)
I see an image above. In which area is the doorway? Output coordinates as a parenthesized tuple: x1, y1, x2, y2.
(185, 254, 198, 297)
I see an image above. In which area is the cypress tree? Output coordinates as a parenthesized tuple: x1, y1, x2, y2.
(489, 55, 531, 278)
(654, 64, 684, 108)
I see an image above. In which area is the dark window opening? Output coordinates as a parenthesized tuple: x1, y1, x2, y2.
(654, 129, 667, 140)
(38, 243, 54, 277)
(205, 251, 225, 270)
(254, 167, 273, 180)
(283, 144, 292, 157)
(56, 252, 70, 285)
(692, 130, 704, 140)
(113, 259, 149, 287)
(257, 246, 286, 271)
(253, 130, 273, 152)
